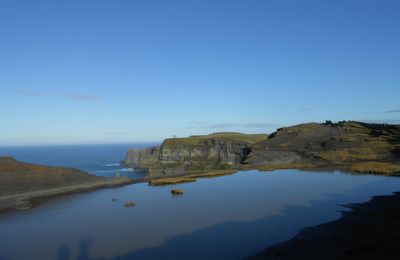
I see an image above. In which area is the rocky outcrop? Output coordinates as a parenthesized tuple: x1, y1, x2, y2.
(122, 134, 256, 176)
(159, 138, 250, 167)
(122, 147, 159, 171)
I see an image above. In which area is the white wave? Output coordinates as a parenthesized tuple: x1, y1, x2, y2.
(103, 163, 121, 167)
(93, 170, 117, 173)
(121, 168, 134, 172)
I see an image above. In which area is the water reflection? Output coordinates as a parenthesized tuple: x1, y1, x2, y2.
(112, 190, 372, 260)
(0, 170, 399, 260)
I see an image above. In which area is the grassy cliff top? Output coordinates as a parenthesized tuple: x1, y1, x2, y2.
(162, 132, 268, 146)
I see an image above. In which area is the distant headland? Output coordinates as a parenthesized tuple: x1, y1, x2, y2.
(122, 121, 400, 179)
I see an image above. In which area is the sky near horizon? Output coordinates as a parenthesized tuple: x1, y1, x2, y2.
(1, 0, 400, 146)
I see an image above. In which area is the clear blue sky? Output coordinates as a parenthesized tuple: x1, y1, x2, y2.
(1, 0, 399, 145)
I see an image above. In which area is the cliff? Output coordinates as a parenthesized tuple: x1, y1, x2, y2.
(122, 121, 400, 176)
(122, 133, 267, 176)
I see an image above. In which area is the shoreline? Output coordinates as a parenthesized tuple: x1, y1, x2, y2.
(0, 169, 241, 215)
(0, 177, 143, 214)
(251, 191, 400, 259)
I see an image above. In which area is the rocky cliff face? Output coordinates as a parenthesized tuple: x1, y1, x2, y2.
(159, 138, 250, 167)
(122, 135, 253, 176)
(121, 147, 159, 171)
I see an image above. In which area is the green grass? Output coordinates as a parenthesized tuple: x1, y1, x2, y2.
(163, 132, 267, 147)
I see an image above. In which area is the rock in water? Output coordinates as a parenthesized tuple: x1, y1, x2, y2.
(124, 201, 136, 207)
(171, 189, 184, 195)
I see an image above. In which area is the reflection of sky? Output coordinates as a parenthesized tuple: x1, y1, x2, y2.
(0, 170, 399, 259)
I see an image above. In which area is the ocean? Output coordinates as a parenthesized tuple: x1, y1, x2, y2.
(0, 143, 159, 178)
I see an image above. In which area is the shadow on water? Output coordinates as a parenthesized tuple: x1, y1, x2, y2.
(49, 193, 349, 260)
(56, 244, 71, 260)
(56, 236, 106, 260)
(110, 191, 369, 260)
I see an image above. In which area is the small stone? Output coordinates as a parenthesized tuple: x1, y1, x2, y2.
(171, 189, 184, 195)
(124, 201, 136, 207)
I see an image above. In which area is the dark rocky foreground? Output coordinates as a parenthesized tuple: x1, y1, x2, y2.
(251, 192, 400, 260)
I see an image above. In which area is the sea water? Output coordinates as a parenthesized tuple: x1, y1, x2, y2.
(0, 143, 157, 178)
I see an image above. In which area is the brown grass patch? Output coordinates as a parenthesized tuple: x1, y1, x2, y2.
(318, 148, 381, 162)
(148, 177, 196, 186)
(349, 162, 400, 175)
(279, 142, 291, 148)
(256, 163, 317, 172)
(186, 169, 238, 179)
(148, 169, 238, 186)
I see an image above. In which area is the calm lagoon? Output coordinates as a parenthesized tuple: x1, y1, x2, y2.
(0, 169, 399, 260)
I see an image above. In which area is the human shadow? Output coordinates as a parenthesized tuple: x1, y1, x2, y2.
(56, 244, 71, 260)
(56, 236, 106, 260)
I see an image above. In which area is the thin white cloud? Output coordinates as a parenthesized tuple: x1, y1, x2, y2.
(298, 107, 313, 112)
(361, 119, 400, 124)
(243, 123, 275, 128)
(12, 90, 102, 101)
(188, 121, 277, 130)
(384, 109, 400, 113)
(108, 132, 128, 136)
